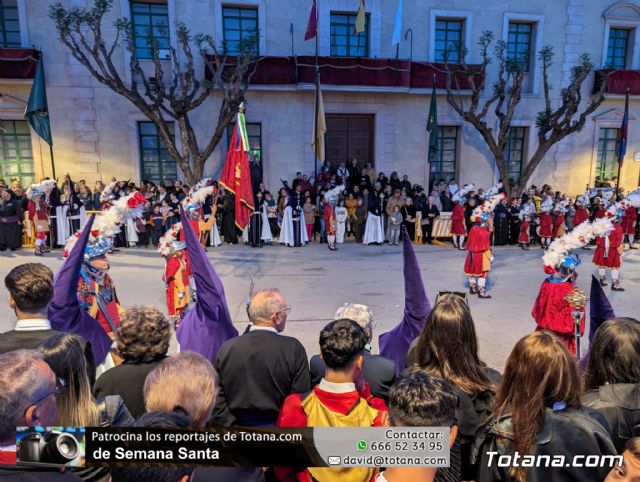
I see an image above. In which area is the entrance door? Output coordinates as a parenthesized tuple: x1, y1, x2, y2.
(325, 114, 374, 169)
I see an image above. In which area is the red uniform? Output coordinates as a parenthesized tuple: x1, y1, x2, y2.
(622, 206, 637, 235)
(532, 279, 585, 355)
(518, 220, 530, 244)
(574, 206, 589, 226)
(164, 255, 190, 317)
(323, 204, 336, 235)
(593, 223, 624, 269)
(595, 207, 606, 219)
(179, 217, 200, 240)
(28, 199, 49, 240)
(538, 213, 553, 238)
(78, 274, 121, 335)
(553, 215, 565, 238)
(451, 203, 466, 235)
(464, 225, 491, 277)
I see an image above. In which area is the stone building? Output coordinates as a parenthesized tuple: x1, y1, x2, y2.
(0, 0, 639, 194)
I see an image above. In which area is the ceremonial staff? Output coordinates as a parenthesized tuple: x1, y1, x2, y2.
(565, 288, 587, 358)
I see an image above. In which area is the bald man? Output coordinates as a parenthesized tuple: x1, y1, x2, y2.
(212, 289, 310, 427)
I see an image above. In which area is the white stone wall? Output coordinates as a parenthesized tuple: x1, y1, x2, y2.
(1, 0, 638, 195)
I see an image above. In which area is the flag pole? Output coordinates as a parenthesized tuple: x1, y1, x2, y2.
(615, 87, 629, 199)
(314, 3, 319, 181)
(49, 144, 56, 180)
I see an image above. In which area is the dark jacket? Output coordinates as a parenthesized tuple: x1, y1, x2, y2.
(422, 204, 440, 222)
(212, 330, 310, 427)
(473, 406, 617, 482)
(440, 192, 454, 212)
(582, 383, 640, 453)
(94, 356, 168, 418)
(309, 350, 396, 403)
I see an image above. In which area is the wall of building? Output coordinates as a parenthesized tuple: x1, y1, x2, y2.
(1, 0, 639, 195)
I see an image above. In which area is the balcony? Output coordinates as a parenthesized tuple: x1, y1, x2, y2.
(594, 69, 640, 96)
(207, 55, 483, 91)
(0, 48, 40, 80)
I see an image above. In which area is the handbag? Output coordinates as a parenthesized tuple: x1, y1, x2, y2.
(34, 219, 49, 233)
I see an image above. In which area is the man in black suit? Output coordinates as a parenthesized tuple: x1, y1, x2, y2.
(212, 289, 310, 426)
(309, 303, 396, 403)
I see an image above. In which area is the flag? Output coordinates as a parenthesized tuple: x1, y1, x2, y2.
(379, 226, 432, 375)
(304, 0, 318, 41)
(588, 274, 616, 343)
(311, 75, 326, 162)
(353, 0, 365, 34)
(24, 56, 52, 146)
(427, 83, 439, 161)
(616, 90, 629, 168)
(220, 109, 254, 230)
(391, 0, 403, 47)
(176, 206, 238, 365)
(47, 215, 113, 366)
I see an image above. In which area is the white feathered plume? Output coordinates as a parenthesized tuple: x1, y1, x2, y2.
(184, 178, 217, 208)
(452, 183, 475, 202)
(100, 181, 117, 202)
(484, 182, 503, 197)
(157, 222, 182, 257)
(26, 180, 56, 199)
(472, 193, 504, 219)
(543, 218, 613, 269)
(324, 185, 345, 203)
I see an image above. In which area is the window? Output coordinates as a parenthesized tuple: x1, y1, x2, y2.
(434, 19, 463, 63)
(0, 0, 20, 47)
(606, 28, 630, 68)
(0, 120, 35, 187)
(227, 122, 263, 188)
(330, 12, 369, 57)
(505, 127, 526, 181)
(131, 1, 170, 60)
(596, 127, 619, 181)
(507, 22, 532, 72)
(222, 6, 259, 55)
(138, 121, 177, 184)
(429, 126, 457, 185)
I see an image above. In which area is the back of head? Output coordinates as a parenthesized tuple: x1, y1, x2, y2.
(117, 306, 171, 363)
(5, 263, 53, 313)
(496, 331, 581, 482)
(0, 350, 54, 442)
(38, 333, 99, 426)
(388, 372, 457, 427)
(144, 351, 218, 427)
(584, 318, 640, 390)
(415, 294, 490, 395)
(334, 304, 374, 340)
(319, 319, 367, 370)
(247, 289, 282, 324)
(110, 411, 194, 482)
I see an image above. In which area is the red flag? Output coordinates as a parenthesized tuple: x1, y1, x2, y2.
(220, 125, 254, 230)
(305, 0, 317, 41)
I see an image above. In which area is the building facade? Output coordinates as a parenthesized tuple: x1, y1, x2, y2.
(1, 0, 639, 194)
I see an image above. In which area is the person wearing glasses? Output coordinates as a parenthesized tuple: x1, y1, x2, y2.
(0, 350, 60, 466)
(212, 289, 310, 427)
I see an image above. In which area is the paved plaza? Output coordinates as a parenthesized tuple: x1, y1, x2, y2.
(1, 242, 638, 371)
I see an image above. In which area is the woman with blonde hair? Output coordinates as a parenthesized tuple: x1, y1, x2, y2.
(38, 333, 133, 427)
(475, 331, 616, 482)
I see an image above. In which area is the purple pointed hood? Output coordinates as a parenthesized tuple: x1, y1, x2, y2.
(176, 206, 238, 365)
(47, 215, 112, 365)
(379, 226, 431, 374)
(579, 275, 617, 372)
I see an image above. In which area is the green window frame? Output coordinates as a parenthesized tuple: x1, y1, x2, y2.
(0, 0, 21, 47)
(507, 22, 532, 72)
(0, 120, 36, 187)
(606, 28, 630, 69)
(138, 121, 177, 184)
(131, 1, 170, 60)
(429, 126, 457, 185)
(227, 122, 263, 186)
(222, 6, 259, 55)
(434, 19, 463, 63)
(596, 127, 619, 181)
(330, 12, 369, 57)
(505, 127, 526, 181)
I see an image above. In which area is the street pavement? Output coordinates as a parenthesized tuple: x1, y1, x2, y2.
(0, 241, 638, 371)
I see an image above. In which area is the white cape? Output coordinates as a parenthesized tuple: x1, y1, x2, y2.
(125, 218, 139, 246)
(55, 206, 87, 245)
(261, 204, 273, 243)
(363, 212, 384, 245)
(280, 206, 308, 247)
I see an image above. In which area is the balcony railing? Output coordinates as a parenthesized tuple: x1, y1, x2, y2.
(207, 55, 483, 90)
(0, 48, 40, 80)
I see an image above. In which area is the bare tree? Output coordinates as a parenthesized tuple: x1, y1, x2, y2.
(50, 0, 260, 184)
(445, 31, 612, 196)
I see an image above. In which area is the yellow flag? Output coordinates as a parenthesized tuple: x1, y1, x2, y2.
(311, 79, 326, 162)
(354, 0, 365, 33)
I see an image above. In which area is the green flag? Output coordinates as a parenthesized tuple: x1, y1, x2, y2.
(427, 84, 438, 161)
(25, 56, 52, 146)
